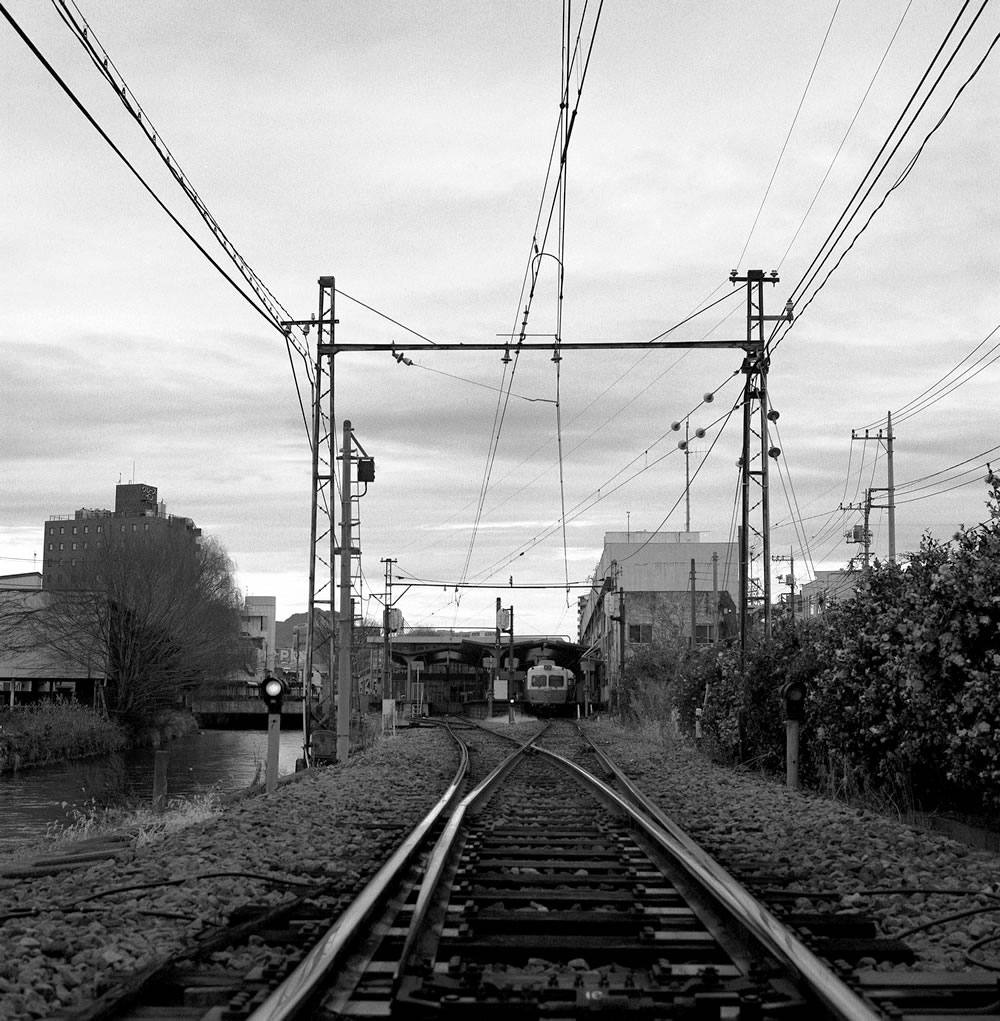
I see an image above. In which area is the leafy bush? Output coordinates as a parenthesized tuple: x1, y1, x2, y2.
(0, 700, 127, 771)
(620, 472, 1000, 817)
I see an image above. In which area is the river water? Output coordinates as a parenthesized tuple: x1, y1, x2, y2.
(0, 728, 311, 859)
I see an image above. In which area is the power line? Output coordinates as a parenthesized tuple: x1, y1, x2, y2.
(461, 0, 605, 585)
(777, 0, 914, 270)
(734, 0, 842, 269)
(44, 0, 315, 440)
(2, 2, 285, 339)
(861, 321, 1000, 430)
(770, 1, 995, 355)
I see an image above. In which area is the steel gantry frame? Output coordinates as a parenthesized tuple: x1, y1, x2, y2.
(730, 269, 792, 655)
(289, 271, 789, 764)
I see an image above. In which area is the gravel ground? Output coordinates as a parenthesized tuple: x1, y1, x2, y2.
(0, 725, 457, 1020)
(3, 717, 998, 1019)
(581, 719, 1000, 974)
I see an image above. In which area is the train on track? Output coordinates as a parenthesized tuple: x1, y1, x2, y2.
(522, 659, 577, 715)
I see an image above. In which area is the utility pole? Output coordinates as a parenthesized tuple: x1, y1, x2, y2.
(772, 549, 795, 624)
(298, 278, 337, 753)
(616, 586, 626, 715)
(508, 605, 515, 705)
(712, 552, 720, 643)
(381, 558, 396, 700)
(492, 597, 501, 718)
(689, 558, 697, 650)
(730, 268, 792, 661)
(841, 495, 873, 571)
(337, 421, 353, 764)
(851, 416, 897, 562)
(684, 420, 691, 532)
(887, 411, 896, 562)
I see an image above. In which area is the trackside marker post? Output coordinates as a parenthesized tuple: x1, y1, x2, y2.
(152, 750, 168, 814)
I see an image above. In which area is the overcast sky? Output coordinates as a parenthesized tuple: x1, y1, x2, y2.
(2, 2, 998, 637)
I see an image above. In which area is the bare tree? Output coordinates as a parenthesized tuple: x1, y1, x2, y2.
(37, 529, 243, 729)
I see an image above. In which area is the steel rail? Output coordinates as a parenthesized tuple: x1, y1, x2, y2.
(535, 744, 883, 1021)
(244, 725, 471, 1021)
(391, 726, 549, 993)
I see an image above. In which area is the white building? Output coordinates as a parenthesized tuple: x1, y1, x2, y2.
(577, 531, 739, 700)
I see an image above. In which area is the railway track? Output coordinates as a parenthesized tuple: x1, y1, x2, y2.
(54, 720, 1000, 1019)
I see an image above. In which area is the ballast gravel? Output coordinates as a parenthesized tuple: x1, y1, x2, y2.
(0, 726, 457, 1020)
(2, 718, 999, 1019)
(581, 719, 1000, 975)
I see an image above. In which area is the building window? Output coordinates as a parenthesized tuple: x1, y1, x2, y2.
(58, 543, 64, 551)
(696, 624, 714, 646)
(132, 524, 137, 532)
(121, 525, 126, 532)
(628, 624, 652, 644)
(96, 525, 103, 534)
(71, 543, 77, 551)
(48, 527, 54, 535)
(72, 526, 78, 535)
(83, 526, 89, 534)
(83, 542, 88, 550)
(144, 523, 149, 531)
(59, 526, 65, 535)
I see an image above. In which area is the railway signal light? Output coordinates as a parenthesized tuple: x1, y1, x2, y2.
(261, 675, 287, 715)
(780, 680, 806, 721)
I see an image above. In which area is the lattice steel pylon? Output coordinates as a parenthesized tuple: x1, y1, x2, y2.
(731, 269, 792, 658)
(302, 277, 338, 761)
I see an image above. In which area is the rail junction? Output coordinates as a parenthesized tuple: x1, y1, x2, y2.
(58, 721, 1000, 1020)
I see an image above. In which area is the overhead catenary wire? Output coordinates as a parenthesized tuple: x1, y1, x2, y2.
(459, 381, 744, 586)
(787, 0, 980, 307)
(734, 0, 842, 270)
(776, 0, 914, 271)
(769, 1, 996, 357)
(1, 3, 291, 343)
(383, 291, 744, 571)
(415, 395, 738, 597)
(43, 0, 315, 442)
(460, 0, 604, 588)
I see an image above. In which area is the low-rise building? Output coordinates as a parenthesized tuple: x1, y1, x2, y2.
(798, 568, 860, 615)
(577, 531, 739, 700)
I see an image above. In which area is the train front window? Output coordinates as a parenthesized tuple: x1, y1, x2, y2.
(529, 676, 547, 688)
(547, 676, 565, 688)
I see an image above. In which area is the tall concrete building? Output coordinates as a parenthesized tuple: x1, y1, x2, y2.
(41, 482, 202, 590)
